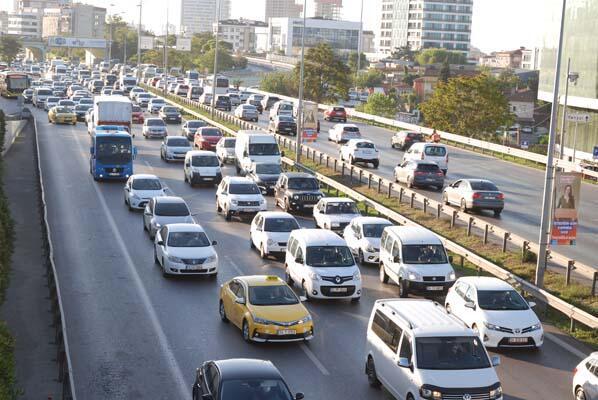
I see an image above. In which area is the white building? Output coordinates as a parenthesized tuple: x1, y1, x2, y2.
(13, 0, 71, 11)
(265, 0, 303, 21)
(214, 19, 268, 53)
(69, 3, 105, 38)
(8, 10, 42, 38)
(308, 0, 343, 20)
(0, 11, 9, 34)
(267, 17, 360, 57)
(377, 0, 473, 56)
(180, 0, 231, 34)
(521, 47, 539, 70)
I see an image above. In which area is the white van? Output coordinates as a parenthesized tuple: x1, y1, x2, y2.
(365, 299, 502, 400)
(269, 100, 295, 121)
(379, 226, 455, 297)
(234, 130, 282, 175)
(284, 229, 362, 302)
(402, 142, 449, 175)
(183, 150, 222, 186)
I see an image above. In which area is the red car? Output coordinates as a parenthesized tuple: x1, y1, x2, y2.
(324, 106, 347, 122)
(193, 127, 223, 150)
(131, 105, 144, 124)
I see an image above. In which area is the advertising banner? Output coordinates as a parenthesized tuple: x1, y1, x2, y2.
(48, 37, 107, 48)
(140, 36, 154, 50)
(302, 129, 318, 142)
(302, 101, 318, 130)
(550, 172, 581, 245)
(176, 37, 192, 51)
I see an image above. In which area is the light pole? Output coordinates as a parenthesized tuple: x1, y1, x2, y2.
(136, 0, 142, 80)
(295, 0, 307, 164)
(557, 58, 579, 160)
(211, 0, 221, 118)
(163, 6, 169, 95)
(356, 0, 364, 73)
(535, 0, 568, 288)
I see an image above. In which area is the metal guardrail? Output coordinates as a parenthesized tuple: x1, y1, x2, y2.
(145, 85, 598, 286)
(144, 85, 598, 331)
(32, 118, 76, 400)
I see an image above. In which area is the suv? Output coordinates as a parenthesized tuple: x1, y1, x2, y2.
(379, 225, 456, 297)
(339, 139, 380, 168)
(365, 299, 502, 400)
(215, 95, 231, 111)
(216, 176, 267, 221)
(245, 162, 282, 195)
(313, 197, 361, 234)
(324, 106, 347, 122)
(274, 172, 323, 213)
(391, 130, 424, 151)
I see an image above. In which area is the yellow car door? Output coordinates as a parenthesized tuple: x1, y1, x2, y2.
(231, 282, 248, 328)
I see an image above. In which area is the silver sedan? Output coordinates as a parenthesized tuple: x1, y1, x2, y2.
(442, 179, 504, 217)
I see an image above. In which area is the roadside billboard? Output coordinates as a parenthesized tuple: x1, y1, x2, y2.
(47, 37, 107, 48)
(140, 36, 154, 50)
(176, 37, 191, 51)
(550, 172, 581, 245)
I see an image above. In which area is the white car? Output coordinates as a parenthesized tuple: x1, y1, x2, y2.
(343, 217, 392, 264)
(573, 352, 598, 400)
(143, 118, 168, 139)
(339, 139, 380, 168)
(148, 98, 166, 113)
(198, 93, 213, 106)
(154, 223, 218, 278)
(216, 137, 236, 164)
(445, 276, 544, 349)
(216, 176, 267, 221)
(124, 174, 167, 210)
(143, 196, 195, 239)
(160, 136, 192, 162)
(234, 104, 259, 121)
(250, 211, 300, 259)
(328, 123, 361, 144)
(183, 150, 222, 186)
(313, 197, 361, 235)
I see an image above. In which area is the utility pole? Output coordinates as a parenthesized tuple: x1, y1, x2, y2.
(356, 0, 364, 73)
(123, 33, 127, 64)
(163, 7, 169, 95)
(295, 0, 307, 164)
(558, 58, 571, 159)
(108, 20, 113, 63)
(211, 0, 220, 118)
(137, 0, 142, 80)
(535, 0, 568, 288)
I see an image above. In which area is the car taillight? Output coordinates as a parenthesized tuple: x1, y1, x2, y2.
(497, 193, 505, 200)
(573, 367, 578, 375)
(436, 172, 444, 176)
(472, 192, 482, 199)
(414, 171, 425, 176)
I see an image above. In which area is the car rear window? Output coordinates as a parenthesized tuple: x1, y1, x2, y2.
(424, 146, 447, 156)
(416, 163, 440, 172)
(344, 126, 360, 133)
(356, 141, 374, 149)
(167, 138, 189, 147)
(333, 107, 345, 112)
(147, 119, 165, 126)
(200, 128, 222, 137)
(155, 202, 189, 216)
(469, 181, 499, 191)
(223, 138, 236, 148)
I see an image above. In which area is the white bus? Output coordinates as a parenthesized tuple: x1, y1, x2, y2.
(200, 74, 229, 96)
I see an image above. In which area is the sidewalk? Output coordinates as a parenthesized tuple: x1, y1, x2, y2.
(0, 122, 61, 398)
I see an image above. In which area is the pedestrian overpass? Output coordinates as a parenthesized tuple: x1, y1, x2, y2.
(18, 35, 108, 64)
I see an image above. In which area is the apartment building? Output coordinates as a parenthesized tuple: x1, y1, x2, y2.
(214, 19, 268, 53)
(180, 0, 231, 34)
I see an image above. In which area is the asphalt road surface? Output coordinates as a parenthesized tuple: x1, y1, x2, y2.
(15, 98, 588, 400)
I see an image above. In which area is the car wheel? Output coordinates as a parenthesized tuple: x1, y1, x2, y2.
(250, 234, 255, 249)
(398, 279, 408, 298)
(242, 320, 251, 342)
(358, 249, 365, 264)
(446, 304, 452, 314)
(460, 198, 468, 212)
(442, 193, 449, 205)
(494, 208, 503, 217)
(161, 259, 169, 278)
(575, 387, 587, 400)
(349, 156, 354, 165)
(302, 281, 311, 301)
(154, 248, 159, 265)
(224, 207, 232, 221)
(351, 296, 360, 303)
(366, 357, 381, 388)
(285, 267, 294, 286)
(219, 300, 228, 322)
(217, 200, 222, 213)
(260, 243, 267, 259)
(379, 264, 389, 284)
(407, 177, 414, 189)
(372, 160, 379, 169)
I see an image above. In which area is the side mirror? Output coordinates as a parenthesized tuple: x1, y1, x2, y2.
(295, 393, 305, 400)
(235, 297, 245, 305)
(464, 301, 476, 310)
(491, 355, 501, 367)
(397, 357, 411, 368)
(299, 296, 307, 302)
(157, 240, 164, 246)
(528, 301, 536, 308)
(89, 146, 94, 155)
(281, 150, 285, 157)
(393, 256, 401, 263)
(243, 151, 248, 157)
(295, 256, 304, 264)
(212, 240, 218, 246)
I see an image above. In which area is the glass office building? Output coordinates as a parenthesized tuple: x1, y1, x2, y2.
(538, 0, 598, 157)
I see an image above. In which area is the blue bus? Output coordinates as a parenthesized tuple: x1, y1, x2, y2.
(89, 130, 137, 181)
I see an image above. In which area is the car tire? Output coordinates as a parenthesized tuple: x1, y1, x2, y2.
(442, 193, 449, 205)
(358, 249, 365, 264)
(351, 296, 360, 303)
(407, 177, 414, 189)
(242, 320, 251, 342)
(217, 200, 222, 213)
(398, 279, 408, 298)
(285, 267, 294, 286)
(349, 156, 354, 165)
(379, 264, 389, 284)
(161, 259, 169, 278)
(372, 160, 379, 169)
(575, 387, 587, 400)
(224, 207, 232, 221)
(219, 300, 228, 322)
(250, 234, 255, 249)
(154, 248, 159, 265)
(494, 209, 503, 217)
(302, 281, 311, 301)
(460, 198, 468, 212)
(260, 244, 267, 259)
(366, 357, 381, 388)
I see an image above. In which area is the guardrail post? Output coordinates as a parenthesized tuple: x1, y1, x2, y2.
(333, 159, 337, 172)
(326, 155, 330, 168)
(450, 211, 457, 228)
(460, 255, 464, 269)
(399, 188, 404, 203)
(312, 150, 316, 162)
(377, 179, 381, 194)
(341, 163, 345, 176)
(502, 232, 510, 252)
(349, 166, 354, 183)
(521, 241, 530, 262)
(387, 183, 392, 198)
(358, 170, 363, 183)
(467, 217, 474, 236)
(592, 272, 598, 297)
(436, 204, 441, 219)
(319, 153, 322, 164)
(423, 198, 428, 213)
(410, 192, 415, 207)
(483, 224, 489, 244)
(570, 318, 576, 332)
(368, 173, 372, 189)
(565, 261, 574, 286)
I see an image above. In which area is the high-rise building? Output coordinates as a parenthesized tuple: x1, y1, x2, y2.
(13, 0, 71, 11)
(0, 11, 9, 34)
(265, 0, 303, 21)
(180, 0, 231, 34)
(213, 19, 268, 53)
(8, 9, 42, 38)
(69, 3, 105, 38)
(377, 0, 473, 56)
(309, 0, 343, 20)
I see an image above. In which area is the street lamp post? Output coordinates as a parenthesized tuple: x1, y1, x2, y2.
(295, 0, 307, 164)
(558, 58, 579, 160)
(356, 0, 364, 73)
(137, 0, 142, 80)
(211, 0, 221, 118)
(163, 7, 169, 95)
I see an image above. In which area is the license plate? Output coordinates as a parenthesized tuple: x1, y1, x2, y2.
(427, 286, 444, 291)
(108, 173, 120, 176)
(278, 329, 296, 335)
(330, 287, 347, 293)
(508, 337, 528, 344)
(304, 204, 315, 208)
(426, 178, 435, 181)
(203, 177, 214, 181)
(486, 196, 496, 199)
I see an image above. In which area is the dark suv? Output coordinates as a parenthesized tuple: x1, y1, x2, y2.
(215, 95, 231, 111)
(274, 172, 323, 212)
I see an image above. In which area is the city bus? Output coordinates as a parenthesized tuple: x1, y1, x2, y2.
(0, 71, 31, 98)
(200, 74, 229, 96)
(89, 130, 137, 181)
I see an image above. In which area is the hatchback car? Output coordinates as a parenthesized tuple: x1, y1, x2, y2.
(324, 106, 347, 122)
(73, 104, 92, 122)
(143, 196, 195, 239)
(131, 105, 144, 124)
(215, 95, 232, 111)
(182, 119, 208, 140)
(198, 93, 213, 106)
(443, 179, 505, 216)
(343, 216, 393, 265)
(328, 123, 361, 144)
(136, 92, 152, 107)
(313, 197, 361, 234)
(159, 106, 182, 123)
(148, 98, 166, 114)
(246, 97, 264, 114)
(573, 352, 598, 400)
(44, 96, 60, 111)
(250, 212, 300, 258)
(194, 127, 223, 151)
(143, 118, 168, 139)
(394, 160, 445, 190)
(269, 114, 297, 135)
(339, 139, 379, 168)
(216, 137, 236, 164)
(160, 136, 192, 162)
(154, 223, 218, 277)
(234, 104, 259, 121)
(124, 174, 166, 210)
(219, 275, 313, 342)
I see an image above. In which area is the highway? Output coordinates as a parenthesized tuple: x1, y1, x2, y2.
(13, 97, 587, 400)
(217, 96, 598, 271)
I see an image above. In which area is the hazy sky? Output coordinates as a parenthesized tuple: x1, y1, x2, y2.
(0, 0, 549, 53)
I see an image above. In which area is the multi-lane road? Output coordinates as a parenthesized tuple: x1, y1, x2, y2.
(9, 97, 587, 399)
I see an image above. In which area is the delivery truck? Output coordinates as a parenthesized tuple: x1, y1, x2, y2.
(87, 95, 133, 136)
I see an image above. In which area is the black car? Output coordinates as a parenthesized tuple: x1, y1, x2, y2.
(215, 95, 231, 112)
(247, 163, 282, 195)
(269, 114, 297, 135)
(192, 359, 303, 400)
(21, 89, 34, 103)
(74, 104, 92, 121)
(274, 172, 323, 212)
(159, 106, 182, 124)
(104, 74, 117, 86)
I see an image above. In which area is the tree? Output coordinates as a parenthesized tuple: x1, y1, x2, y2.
(347, 52, 369, 71)
(196, 48, 236, 73)
(0, 37, 22, 63)
(232, 79, 243, 90)
(357, 93, 397, 118)
(419, 73, 514, 140)
(353, 69, 385, 89)
(392, 45, 417, 62)
(416, 49, 467, 65)
(260, 71, 297, 97)
(439, 60, 450, 83)
(295, 43, 351, 103)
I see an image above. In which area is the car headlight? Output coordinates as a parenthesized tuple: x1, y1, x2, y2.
(353, 271, 361, 281)
(252, 315, 276, 325)
(489, 386, 503, 400)
(204, 255, 217, 264)
(267, 239, 275, 245)
(448, 272, 456, 281)
(167, 255, 183, 263)
(154, 222, 161, 228)
(308, 272, 321, 281)
(296, 314, 312, 324)
(231, 199, 238, 205)
(529, 323, 542, 332)
(365, 243, 376, 252)
(331, 221, 340, 227)
(130, 193, 140, 200)
(420, 387, 442, 400)
(293, 194, 299, 200)
(484, 322, 501, 331)
(408, 271, 421, 281)
(260, 199, 266, 205)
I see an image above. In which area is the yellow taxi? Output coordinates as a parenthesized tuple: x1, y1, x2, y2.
(48, 106, 77, 125)
(219, 275, 314, 343)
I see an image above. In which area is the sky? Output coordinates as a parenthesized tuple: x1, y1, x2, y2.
(0, 0, 548, 53)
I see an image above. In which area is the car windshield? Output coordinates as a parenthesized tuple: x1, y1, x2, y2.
(154, 202, 189, 216)
(37, 89, 52, 95)
(229, 183, 261, 195)
(201, 128, 221, 137)
(167, 231, 210, 247)
(278, 115, 294, 122)
(333, 107, 345, 112)
(96, 137, 132, 164)
(163, 107, 178, 113)
(402, 244, 448, 264)
(249, 285, 299, 306)
(152, 99, 165, 104)
(255, 164, 281, 174)
(416, 336, 491, 370)
(363, 223, 392, 238)
(192, 156, 219, 167)
(132, 178, 162, 190)
(356, 141, 374, 149)
(223, 139, 236, 148)
(264, 217, 299, 232)
(469, 181, 499, 191)
(147, 119, 165, 126)
(424, 146, 447, 156)
(79, 99, 92, 105)
(325, 202, 358, 214)
(220, 378, 293, 400)
(288, 178, 319, 190)
(167, 138, 190, 147)
(47, 97, 59, 103)
(75, 105, 89, 111)
(54, 106, 70, 113)
(132, 106, 141, 112)
(249, 143, 280, 156)
(187, 121, 205, 128)
(477, 290, 529, 311)
(306, 246, 354, 267)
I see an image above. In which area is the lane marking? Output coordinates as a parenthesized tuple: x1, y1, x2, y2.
(341, 311, 369, 323)
(300, 343, 330, 376)
(68, 125, 190, 399)
(143, 160, 155, 172)
(544, 332, 589, 360)
(226, 257, 245, 275)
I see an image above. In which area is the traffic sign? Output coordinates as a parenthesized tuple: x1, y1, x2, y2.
(593, 146, 598, 160)
(567, 113, 591, 123)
